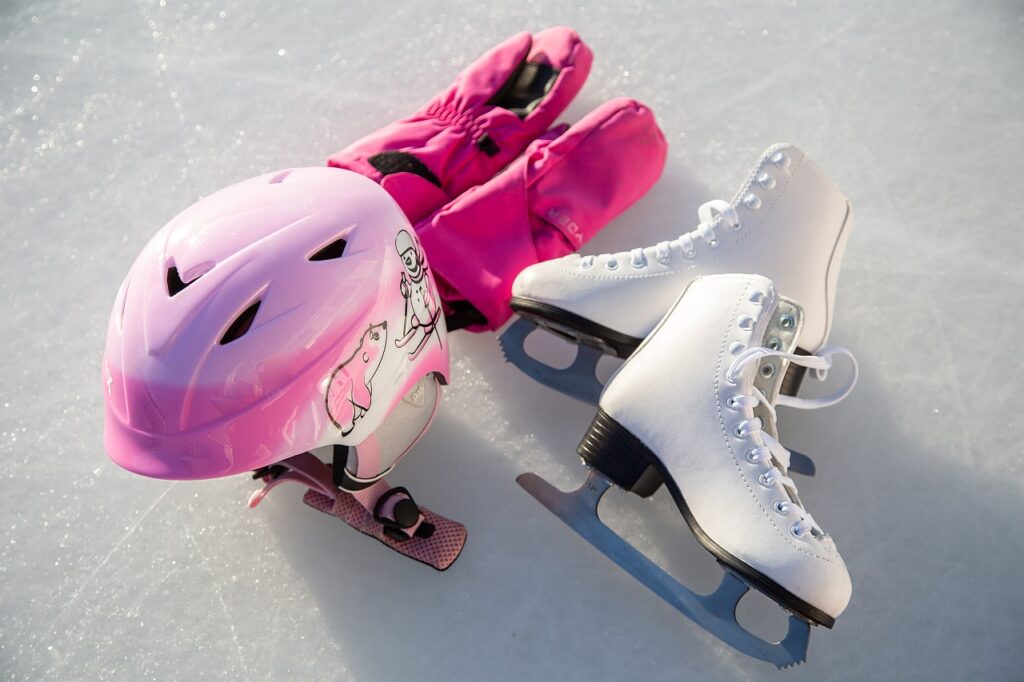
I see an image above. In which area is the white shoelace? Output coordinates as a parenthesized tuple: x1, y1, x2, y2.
(725, 345, 859, 537)
(581, 199, 740, 269)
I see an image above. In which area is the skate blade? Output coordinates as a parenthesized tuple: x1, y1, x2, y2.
(516, 469, 810, 668)
(498, 317, 606, 405)
(303, 489, 466, 571)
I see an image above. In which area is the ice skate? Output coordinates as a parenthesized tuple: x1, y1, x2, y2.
(517, 274, 858, 667)
(501, 143, 852, 404)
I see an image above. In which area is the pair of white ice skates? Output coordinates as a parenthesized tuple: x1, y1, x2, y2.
(501, 144, 858, 667)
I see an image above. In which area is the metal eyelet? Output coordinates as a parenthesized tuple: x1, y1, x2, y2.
(730, 219, 743, 231)
(760, 363, 775, 378)
(729, 342, 745, 355)
(746, 448, 763, 464)
(742, 193, 762, 210)
(774, 500, 790, 515)
(757, 172, 776, 190)
(767, 336, 782, 351)
(605, 259, 619, 271)
(749, 290, 765, 304)
(778, 314, 794, 330)
(771, 151, 790, 169)
(758, 471, 775, 487)
(707, 236, 719, 248)
(791, 523, 807, 539)
(733, 424, 747, 438)
(737, 315, 755, 330)
(726, 396, 740, 409)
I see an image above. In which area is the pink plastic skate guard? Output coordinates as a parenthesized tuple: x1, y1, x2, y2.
(326, 27, 593, 224)
(416, 97, 668, 330)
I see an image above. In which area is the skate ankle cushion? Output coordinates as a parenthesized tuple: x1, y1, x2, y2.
(304, 487, 466, 571)
(326, 27, 592, 224)
(415, 97, 667, 331)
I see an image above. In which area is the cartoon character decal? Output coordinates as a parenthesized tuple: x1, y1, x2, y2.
(395, 229, 442, 358)
(326, 322, 388, 436)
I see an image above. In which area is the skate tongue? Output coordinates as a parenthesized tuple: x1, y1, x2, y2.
(752, 297, 805, 435)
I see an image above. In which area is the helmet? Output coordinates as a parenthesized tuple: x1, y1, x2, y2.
(102, 167, 450, 481)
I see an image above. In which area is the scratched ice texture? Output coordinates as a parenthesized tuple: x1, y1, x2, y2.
(1, 0, 1022, 679)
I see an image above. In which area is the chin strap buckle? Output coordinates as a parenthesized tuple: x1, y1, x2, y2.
(372, 486, 436, 541)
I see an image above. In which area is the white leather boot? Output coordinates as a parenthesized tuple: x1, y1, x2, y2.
(501, 144, 853, 404)
(582, 273, 856, 626)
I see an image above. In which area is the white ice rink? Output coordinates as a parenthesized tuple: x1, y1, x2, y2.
(2, 1, 1022, 679)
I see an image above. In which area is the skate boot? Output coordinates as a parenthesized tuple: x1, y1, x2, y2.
(501, 143, 852, 405)
(516, 274, 858, 666)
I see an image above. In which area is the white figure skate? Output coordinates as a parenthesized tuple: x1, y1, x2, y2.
(517, 274, 858, 667)
(500, 143, 853, 407)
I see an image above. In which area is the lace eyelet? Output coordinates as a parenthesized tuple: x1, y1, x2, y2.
(605, 259, 619, 271)
(771, 151, 790, 169)
(729, 341, 745, 355)
(758, 471, 775, 488)
(791, 523, 807, 539)
(746, 448, 763, 464)
(773, 500, 790, 515)
(730, 219, 743, 231)
(737, 315, 755, 330)
(778, 313, 795, 330)
(726, 396, 740, 409)
(655, 255, 670, 265)
(707, 237, 719, 248)
(757, 172, 776, 190)
(580, 257, 594, 270)
(748, 290, 765, 304)
(631, 257, 647, 269)
(742, 193, 762, 210)
(759, 363, 775, 378)
(683, 248, 696, 259)
(733, 424, 747, 438)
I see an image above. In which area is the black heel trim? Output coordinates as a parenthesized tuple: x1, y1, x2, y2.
(576, 409, 837, 628)
(577, 409, 663, 497)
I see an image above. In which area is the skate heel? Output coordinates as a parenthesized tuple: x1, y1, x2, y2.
(577, 409, 663, 498)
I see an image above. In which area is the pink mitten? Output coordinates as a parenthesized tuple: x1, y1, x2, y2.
(416, 97, 668, 331)
(326, 27, 592, 223)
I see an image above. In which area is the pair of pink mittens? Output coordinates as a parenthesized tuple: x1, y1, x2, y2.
(327, 28, 667, 330)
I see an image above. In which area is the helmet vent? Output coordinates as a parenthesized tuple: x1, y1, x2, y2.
(166, 266, 200, 297)
(308, 238, 348, 261)
(220, 301, 261, 345)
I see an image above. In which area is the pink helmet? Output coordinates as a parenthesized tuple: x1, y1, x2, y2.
(103, 167, 450, 481)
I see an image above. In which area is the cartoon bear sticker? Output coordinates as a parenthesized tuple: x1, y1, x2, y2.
(395, 229, 442, 358)
(326, 322, 387, 436)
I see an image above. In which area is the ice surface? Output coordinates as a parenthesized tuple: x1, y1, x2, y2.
(2, 0, 1023, 679)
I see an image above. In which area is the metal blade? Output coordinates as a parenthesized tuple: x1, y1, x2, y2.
(517, 469, 810, 668)
(498, 317, 605, 405)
